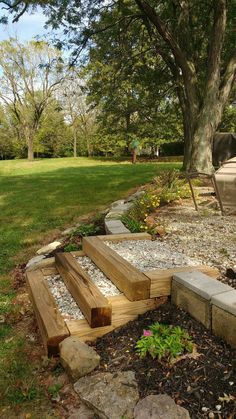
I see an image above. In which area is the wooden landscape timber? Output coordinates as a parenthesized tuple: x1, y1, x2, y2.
(27, 232, 221, 354)
(146, 265, 219, 298)
(82, 236, 150, 301)
(66, 294, 167, 342)
(55, 252, 112, 328)
(26, 270, 69, 356)
(99, 232, 152, 242)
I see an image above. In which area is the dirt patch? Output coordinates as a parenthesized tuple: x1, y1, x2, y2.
(94, 301, 236, 419)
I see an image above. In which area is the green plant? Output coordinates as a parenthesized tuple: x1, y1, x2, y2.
(120, 215, 143, 233)
(47, 383, 63, 398)
(135, 322, 193, 361)
(63, 243, 82, 252)
(152, 169, 191, 205)
(73, 223, 101, 237)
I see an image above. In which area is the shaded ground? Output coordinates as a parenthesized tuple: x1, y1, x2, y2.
(95, 301, 236, 419)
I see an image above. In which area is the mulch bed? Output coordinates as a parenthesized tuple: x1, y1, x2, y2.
(94, 301, 236, 419)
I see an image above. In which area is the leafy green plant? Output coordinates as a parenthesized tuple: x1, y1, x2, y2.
(120, 215, 143, 233)
(135, 322, 193, 361)
(47, 383, 63, 398)
(152, 169, 191, 205)
(72, 222, 101, 237)
(63, 243, 82, 252)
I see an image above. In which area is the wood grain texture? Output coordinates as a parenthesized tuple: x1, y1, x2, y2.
(83, 236, 150, 301)
(100, 232, 152, 242)
(26, 270, 69, 355)
(55, 252, 112, 328)
(146, 265, 219, 298)
(66, 294, 167, 342)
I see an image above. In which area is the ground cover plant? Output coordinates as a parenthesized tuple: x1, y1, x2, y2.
(0, 157, 179, 417)
(136, 322, 193, 361)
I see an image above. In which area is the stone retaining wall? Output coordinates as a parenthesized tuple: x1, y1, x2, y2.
(171, 270, 236, 348)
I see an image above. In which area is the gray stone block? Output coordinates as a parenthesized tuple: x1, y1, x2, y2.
(105, 219, 130, 235)
(173, 270, 232, 300)
(211, 290, 236, 316)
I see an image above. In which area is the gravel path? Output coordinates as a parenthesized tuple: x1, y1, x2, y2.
(155, 201, 236, 287)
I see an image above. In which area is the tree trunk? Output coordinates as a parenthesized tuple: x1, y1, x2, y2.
(27, 135, 34, 160)
(182, 99, 224, 173)
(73, 130, 77, 158)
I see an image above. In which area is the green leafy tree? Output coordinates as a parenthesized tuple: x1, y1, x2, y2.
(1, 1, 236, 172)
(0, 38, 64, 160)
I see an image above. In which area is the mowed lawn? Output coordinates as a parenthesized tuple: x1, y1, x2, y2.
(0, 157, 180, 275)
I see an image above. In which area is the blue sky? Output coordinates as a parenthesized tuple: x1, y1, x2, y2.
(0, 10, 49, 41)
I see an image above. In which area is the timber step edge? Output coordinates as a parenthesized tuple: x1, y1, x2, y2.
(55, 252, 112, 328)
(26, 270, 70, 356)
(82, 236, 150, 301)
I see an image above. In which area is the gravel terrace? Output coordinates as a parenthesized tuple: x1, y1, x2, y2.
(46, 201, 236, 320)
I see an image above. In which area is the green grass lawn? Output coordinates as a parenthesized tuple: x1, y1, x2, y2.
(0, 157, 180, 417)
(0, 157, 180, 275)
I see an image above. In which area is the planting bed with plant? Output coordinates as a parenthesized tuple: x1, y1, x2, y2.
(95, 302, 236, 418)
(121, 169, 192, 234)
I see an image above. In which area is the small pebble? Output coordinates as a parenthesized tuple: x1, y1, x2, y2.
(202, 406, 209, 412)
(215, 405, 221, 411)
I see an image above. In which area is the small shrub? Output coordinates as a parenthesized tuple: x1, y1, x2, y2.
(152, 169, 191, 205)
(120, 215, 143, 233)
(63, 243, 82, 252)
(135, 322, 193, 361)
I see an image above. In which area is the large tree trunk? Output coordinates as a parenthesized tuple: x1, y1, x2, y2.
(26, 132, 34, 160)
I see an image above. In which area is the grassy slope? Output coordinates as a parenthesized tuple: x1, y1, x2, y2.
(0, 157, 180, 417)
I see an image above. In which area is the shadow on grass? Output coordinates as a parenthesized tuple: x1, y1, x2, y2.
(0, 162, 180, 274)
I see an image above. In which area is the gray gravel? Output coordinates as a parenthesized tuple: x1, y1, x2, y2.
(47, 274, 84, 320)
(105, 240, 201, 271)
(76, 256, 121, 297)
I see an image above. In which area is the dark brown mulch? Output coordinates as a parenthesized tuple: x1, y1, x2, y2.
(94, 301, 236, 419)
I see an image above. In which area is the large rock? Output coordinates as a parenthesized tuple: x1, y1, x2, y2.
(134, 394, 191, 419)
(59, 337, 100, 381)
(36, 241, 61, 255)
(26, 255, 46, 269)
(74, 371, 139, 419)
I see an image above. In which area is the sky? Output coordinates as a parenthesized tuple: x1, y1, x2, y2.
(0, 10, 49, 42)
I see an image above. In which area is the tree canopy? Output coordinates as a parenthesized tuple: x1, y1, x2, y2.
(0, 0, 235, 171)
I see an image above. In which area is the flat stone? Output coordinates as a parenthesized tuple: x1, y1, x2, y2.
(173, 270, 232, 300)
(59, 337, 100, 381)
(26, 255, 46, 269)
(125, 191, 145, 202)
(211, 290, 236, 316)
(26, 256, 54, 271)
(134, 394, 191, 419)
(111, 199, 125, 208)
(74, 371, 139, 419)
(105, 219, 130, 235)
(36, 241, 61, 255)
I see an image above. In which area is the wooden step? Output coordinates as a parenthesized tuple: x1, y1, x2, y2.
(82, 236, 150, 301)
(26, 270, 69, 355)
(55, 252, 112, 328)
(66, 294, 167, 342)
(145, 265, 220, 298)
